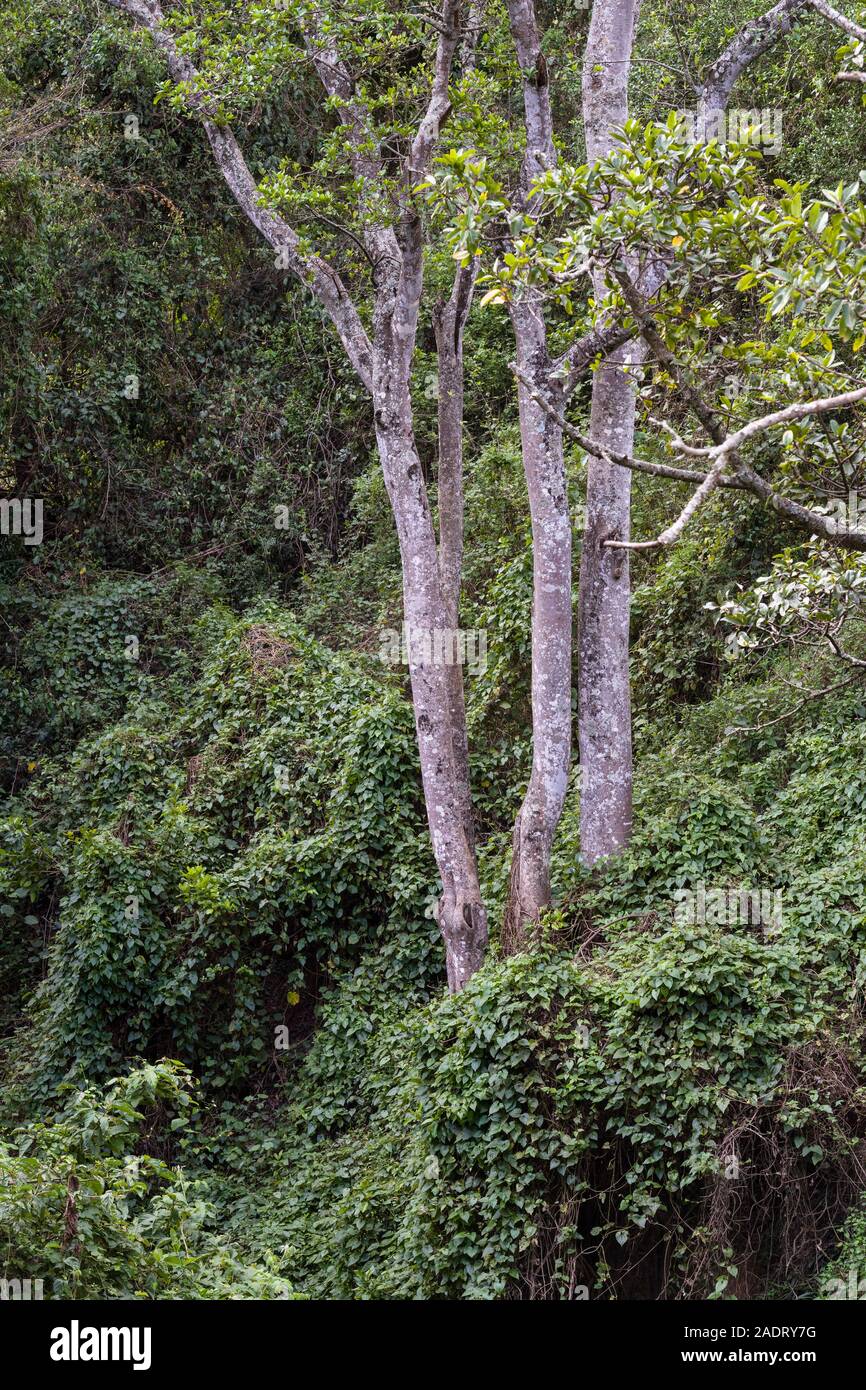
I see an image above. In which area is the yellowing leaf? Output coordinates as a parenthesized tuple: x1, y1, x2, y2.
(478, 287, 507, 308)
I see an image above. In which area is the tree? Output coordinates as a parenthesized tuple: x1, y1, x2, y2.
(108, 0, 866, 985)
(574, 0, 859, 866)
(106, 0, 488, 988)
(479, 0, 827, 928)
(453, 0, 866, 911)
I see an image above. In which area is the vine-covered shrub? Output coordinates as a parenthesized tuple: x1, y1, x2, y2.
(212, 917, 864, 1300)
(196, 637, 866, 1301)
(1, 602, 441, 1102)
(6, 563, 866, 1300)
(0, 1061, 295, 1299)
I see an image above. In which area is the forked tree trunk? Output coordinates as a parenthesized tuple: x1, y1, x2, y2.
(373, 353, 487, 990)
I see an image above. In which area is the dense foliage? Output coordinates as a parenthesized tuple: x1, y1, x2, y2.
(3, 0, 866, 1300)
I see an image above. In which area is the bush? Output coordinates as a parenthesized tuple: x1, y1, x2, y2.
(0, 1062, 296, 1299)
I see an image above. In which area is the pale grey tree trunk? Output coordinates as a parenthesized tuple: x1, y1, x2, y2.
(577, 0, 642, 865)
(503, 307, 570, 951)
(501, 0, 572, 950)
(434, 263, 479, 881)
(375, 405, 487, 992)
(369, 159, 486, 989)
(578, 346, 640, 860)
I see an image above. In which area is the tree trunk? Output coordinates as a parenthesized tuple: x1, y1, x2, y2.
(502, 304, 571, 952)
(500, 0, 572, 952)
(578, 0, 641, 866)
(577, 345, 640, 861)
(373, 393, 487, 991)
(434, 266, 478, 882)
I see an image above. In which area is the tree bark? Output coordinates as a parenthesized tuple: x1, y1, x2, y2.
(502, 308, 570, 952)
(698, 0, 810, 119)
(372, 386, 486, 990)
(577, 346, 638, 860)
(501, 0, 572, 951)
(434, 261, 479, 883)
(577, 0, 641, 866)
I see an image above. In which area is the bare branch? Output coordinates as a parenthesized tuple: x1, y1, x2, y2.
(732, 458, 866, 550)
(826, 631, 866, 665)
(727, 669, 861, 734)
(617, 277, 866, 552)
(605, 452, 730, 550)
(698, 0, 811, 113)
(661, 385, 866, 460)
(105, 0, 374, 391)
(618, 272, 866, 545)
(512, 366, 744, 487)
(808, 0, 866, 41)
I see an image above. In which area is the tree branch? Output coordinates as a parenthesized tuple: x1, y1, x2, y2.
(605, 452, 730, 550)
(698, 0, 812, 113)
(619, 272, 866, 546)
(512, 365, 744, 487)
(659, 385, 866, 461)
(808, 0, 866, 42)
(434, 5, 484, 617)
(105, 0, 375, 391)
(398, 1, 472, 367)
(410, 0, 464, 180)
(699, 0, 866, 113)
(614, 281, 866, 552)
(727, 668, 861, 734)
(551, 320, 641, 402)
